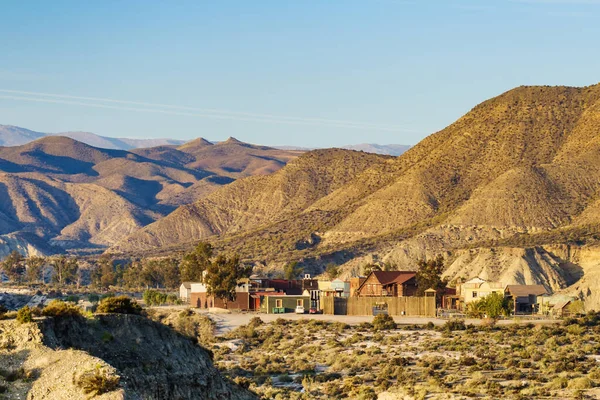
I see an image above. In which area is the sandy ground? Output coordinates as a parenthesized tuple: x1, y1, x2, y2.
(183, 310, 561, 335)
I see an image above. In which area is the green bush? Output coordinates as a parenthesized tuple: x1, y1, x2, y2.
(96, 296, 142, 315)
(42, 300, 82, 318)
(75, 366, 120, 395)
(16, 306, 33, 324)
(373, 313, 396, 331)
(64, 295, 79, 303)
(142, 290, 180, 306)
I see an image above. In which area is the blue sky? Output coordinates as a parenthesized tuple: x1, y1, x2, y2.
(0, 0, 599, 147)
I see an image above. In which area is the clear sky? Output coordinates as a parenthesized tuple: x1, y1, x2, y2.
(0, 0, 599, 147)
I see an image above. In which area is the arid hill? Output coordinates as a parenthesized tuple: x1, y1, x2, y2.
(112, 83, 600, 308)
(0, 136, 300, 256)
(0, 314, 255, 399)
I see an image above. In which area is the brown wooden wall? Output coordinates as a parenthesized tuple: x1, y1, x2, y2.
(323, 296, 436, 317)
(190, 292, 250, 310)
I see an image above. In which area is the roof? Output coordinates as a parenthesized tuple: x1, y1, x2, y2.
(505, 285, 547, 297)
(181, 282, 192, 289)
(552, 300, 571, 310)
(372, 271, 416, 285)
(356, 271, 416, 294)
(251, 291, 285, 296)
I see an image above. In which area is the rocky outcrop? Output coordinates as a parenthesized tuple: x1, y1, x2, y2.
(41, 314, 256, 400)
(0, 315, 255, 400)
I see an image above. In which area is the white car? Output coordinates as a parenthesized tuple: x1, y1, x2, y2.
(295, 305, 305, 314)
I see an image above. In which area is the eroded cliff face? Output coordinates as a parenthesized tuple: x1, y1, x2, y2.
(0, 315, 256, 400)
(41, 314, 256, 400)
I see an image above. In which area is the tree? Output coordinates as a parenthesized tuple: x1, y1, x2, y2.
(415, 256, 448, 296)
(479, 292, 510, 318)
(140, 259, 164, 288)
(325, 263, 340, 280)
(1, 250, 25, 282)
(283, 261, 303, 280)
(363, 263, 382, 276)
(204, 254, 252, 309)
(92, 256, 117, 289)
(180, 242, 213, 282)
(122, 261, 144, 289)
(466, 292, 510, 319)
(160, 258, 181, 289)
(25, 256, 45, 284)
(51, 256, 79, 285)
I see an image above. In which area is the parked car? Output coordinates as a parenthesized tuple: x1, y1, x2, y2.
(295, 305, 305, 314)
(309, 307, 319, 314)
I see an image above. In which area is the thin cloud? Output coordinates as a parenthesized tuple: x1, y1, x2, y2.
(0, 92, 418, 133)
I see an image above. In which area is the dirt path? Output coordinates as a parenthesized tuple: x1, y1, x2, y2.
(193, 310, 560, 335)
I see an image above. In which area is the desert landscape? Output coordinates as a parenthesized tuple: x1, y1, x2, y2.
(2, 0, 600, 399)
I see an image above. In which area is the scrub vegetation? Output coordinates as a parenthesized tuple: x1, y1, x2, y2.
(211, 314, 600, 399)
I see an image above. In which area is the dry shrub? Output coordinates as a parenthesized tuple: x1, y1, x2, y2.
(16, 306, 33, 324)
(96, 296, 142, 315)
(76, 366, 120, 396)
(373, 314, 396, 331)
(567, 377, 593, 390)
(42, 300, 82, 318)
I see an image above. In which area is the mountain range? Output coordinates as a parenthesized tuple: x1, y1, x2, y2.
(5, 84, 600, 308)
(0, 125, 186, 149)
(0, 135, 300, 256)
(109, 83, 600, 308)
(0, 125, 411, 156)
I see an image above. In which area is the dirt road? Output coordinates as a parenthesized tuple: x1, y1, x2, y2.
(194, 310, 560, 335)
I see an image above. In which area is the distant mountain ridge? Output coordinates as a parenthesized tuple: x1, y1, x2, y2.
(0, 135, 300, 256)
(0, 125, 186, 150)
(0, 125, 411, 156)
(273, 144, 411, 156)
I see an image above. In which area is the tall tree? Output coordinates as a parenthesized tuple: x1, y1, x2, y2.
(93, 256, 117, 289)
(161, 258, 181, 289)
(1, 251, 25, 282)
(25, 256, 45, 284)
(415, 256, 448, 296)
(122, 261, 144, 289)
(180, 242, 213, 282)
(283, 261, 303, 280)
(51, 256, 79, 285)
(204, 254, 252, 309)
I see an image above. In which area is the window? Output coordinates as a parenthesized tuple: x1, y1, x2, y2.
(472, 292, 477, 298)
(275, 299, 283, 308)
(297, 299, 303, 307)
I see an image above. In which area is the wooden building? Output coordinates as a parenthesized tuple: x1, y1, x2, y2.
(260, 294, 310, 314)
(505, 285, 548, 314)
(354, 271, 418, 297)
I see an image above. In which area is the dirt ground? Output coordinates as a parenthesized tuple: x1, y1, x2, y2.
(186, 309, 560, 335)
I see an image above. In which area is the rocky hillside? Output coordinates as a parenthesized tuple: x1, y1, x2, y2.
(111, 83, 600, 307)
(0, 136, 300, 256)
(111, 149, 391, 253)
(0, 315, 255, 399)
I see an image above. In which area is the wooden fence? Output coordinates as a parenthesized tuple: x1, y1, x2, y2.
(323, 296, 436, 317)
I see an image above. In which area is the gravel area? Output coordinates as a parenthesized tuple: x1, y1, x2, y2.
(192, 310, 560, 335)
